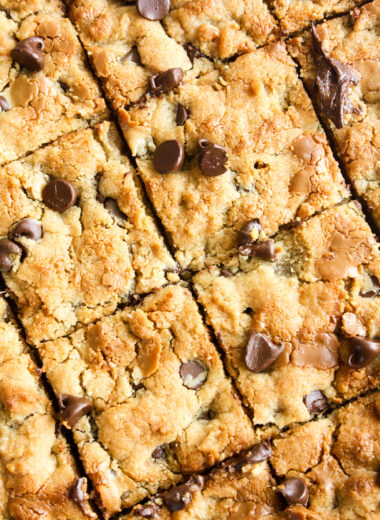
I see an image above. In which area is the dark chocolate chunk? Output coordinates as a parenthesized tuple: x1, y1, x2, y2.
(237, 219, 261, 247)
(104, 198, 127, 220)
(68, 478, 88, 514)
(347, 336, 380, 369)
(42, 179, 77, 213)
(304, 390, 328, 414)
(136, 0, 170, 20)
(162, 477, 203, 512)
(152, 445, 165, 460)
(125, 46, 142, 65)
(224, 441, 272, 472)
(153, 140, 185, 174)
(180, 360, 208, 389)
(360, 275, 380, 298)
(149, 68, 184, 96)
(311, 25, 359, 129)
(0, 239, 22, 272)
(199, 141, 227, 177)
(57, 394, 92, 427)
(176, 104, 188, 126)
(0, 96, 9, 112)
(11, 36, 45, 72)
(239, 240, 276, 261)
(13, 218, 43, 241)
(245, 332, 285, 372)
(278, 478, 309, 506)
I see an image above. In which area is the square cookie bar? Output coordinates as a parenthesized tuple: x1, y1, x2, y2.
(0, 0, 107, 165)
(288, 1, 380, 227)
(38, 285, 255, 517)
(120, 42, 348, 270)
(194, 202, 380, 428)
(125, 391, 380, 520)
(0, 121, 176, 344)
(0, 296, 97, 520)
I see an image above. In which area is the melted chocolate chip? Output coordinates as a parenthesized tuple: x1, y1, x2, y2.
(0, 96, 9, 111)
(137, 0, 170, 20)
(152, 445, 165, 460)
(180, 360, 208, 389)
(57, 394, 92, 427)
(184, 43, 207, 62)
(11, 36, 45, 72)
(311, 25, 359, 128)
(245, 332, 285, 372)
(68, 478, 88, 514)
(237, 219, 261, 247)
(104, 198, 127, 220)
(220, 268, 233, 277)
(0, 239, 22, 272)
(153, 140, 185, 174)
(224, 442, 272, 472)
(134, 503, 159, 518)
(149, 68, 184, 96)
(13, 218, 42, 241)
(360, 275, 380, 298)
(199, 141, 228, 177)
(125, 46, 142, 65)
(278, 478, 309, 506)
(176, 104, 188, 126)
(304, 390, 328, 414)
(42, 179, 77, 213)
(347, 336, 380, 369)
(162, 477, 203, 512)
(239, 240, 276, 261)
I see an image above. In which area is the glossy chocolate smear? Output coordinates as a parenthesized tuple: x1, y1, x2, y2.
(304, 390, 328, 414)
(11, 36, 45, 72)
(184, 43, 208, 62)
(237, 219, 261, 247)
(199, 141, 228, 177)
(153, 140, 185, 174)
(162, 477, 204, 512)
(312, 25, 359, 128)
(245, 332, 285, 372)
(0, 239, 22, 272)
(180, 360, 208, 389)
(13, 218, 43, 241)
(149, 68, 184, 96)
(57, 394, 92, 427)
(125, 46, 142, 65)
(0, 96, 9, 111)
(225, 441, 272, 472)
(137, 0, 170, 20)
(279, 478, 309, 506)
(347, 336, 380, 368)
(240, 240, 276, 261)
(68, 478, 88, 514)
(42, 179, 77, 213)
(176, 104, 188, 126)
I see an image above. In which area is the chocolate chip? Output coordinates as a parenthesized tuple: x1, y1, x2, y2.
(68, 478, 88, 514)
(0, 239, 22, 272)
(311, 25, 359, 128)
(184, 43, 207, 62)
(304, 390, 328, 414)
(278, 478, 309, 506)
(198, 409, 214, 420)
(176, 104, 188, 126)
(57, 394, 92, 427)
(152, 445, 165, 460)
(245, 332, 285, 373)
(347, 336, 380, 369)
(125, 46, 142, 65)
(104, 198, 127, 220)
(134, 503, 159, 518)
(162, 477, 203, 512)
(153, 140, 185, 174)
(199, 141, 228, 177)
(237, 219, 261, 247)
(360, 275, 380, 298)
(239, 240, 276, 261)
(0, 96, 9, 112)
(13, 218, 43, 241)
(225, 441, 272, 472)
(11, 36, 45, 72)
(220, 268, 233, 277)
(42, 179, 77, 213)
(180, 360, 208, 390)
(136, 0, 169, 20)
(149, 68, 184, 96)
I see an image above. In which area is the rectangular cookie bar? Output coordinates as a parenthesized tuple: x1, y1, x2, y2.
(0, 121, 176, 344)
(38, 285, 256, 517)
(0, 296, 97, 520)
(119, 42, 348, 271)
(125, 391, 380, 520)
(194, 202, 380, 428)
(288, 1, 380, 227)
(0, 0, 107, 165)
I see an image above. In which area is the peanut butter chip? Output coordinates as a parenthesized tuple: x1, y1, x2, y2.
(292, 332, 339, 369)
(292, 135, 323, 164)
(228, 502, 272, 519)
(356, 60, 380, 93)
(137, 0, 170, 21)
(245, 332, 285, 372)
(290, 167, 314, 194)
(180, 360, 208, 389)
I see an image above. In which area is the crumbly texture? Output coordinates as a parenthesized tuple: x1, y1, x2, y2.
(38, 285, 255, 517)
(0, 297, 96, 520)
(0, 0, 107, 165)
(119, 42, 348, 270)
(0, 121, 176, 344)
(124, 392, 380, 520)
(269, 0, 363, 35)
(288, 1, 380, 228)
(194, 202, 380, 428)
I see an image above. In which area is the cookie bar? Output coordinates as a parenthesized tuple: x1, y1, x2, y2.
(0, 296, 97, 520)
(0, 121, 176, 344)
(38, 285, 255, 517)
(125, 391, 380, 519)
(194, 202, 380, 428)
(119, 42, 348, 270)
(288, 1, 380, 227)
(269, 0, 363, 35)
(0, 0, 107, 165)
